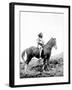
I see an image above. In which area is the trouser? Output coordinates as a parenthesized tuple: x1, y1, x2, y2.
(37, 44, 44, 58)
(39, 47, 43, 57)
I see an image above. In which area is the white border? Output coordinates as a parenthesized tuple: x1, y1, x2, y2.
(15, 5, 69, 85)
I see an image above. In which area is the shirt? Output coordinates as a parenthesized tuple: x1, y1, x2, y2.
(37, 37, 44, 46)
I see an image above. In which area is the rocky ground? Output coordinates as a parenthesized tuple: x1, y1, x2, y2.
(20, 53, 63, 78)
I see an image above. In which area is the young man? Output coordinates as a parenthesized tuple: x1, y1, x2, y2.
(37, 32, 44, 58)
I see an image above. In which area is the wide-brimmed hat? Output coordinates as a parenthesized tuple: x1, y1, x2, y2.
(38, 32, 43, 38)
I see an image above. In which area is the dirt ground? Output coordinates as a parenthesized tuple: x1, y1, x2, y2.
(20, 53, 63, 78)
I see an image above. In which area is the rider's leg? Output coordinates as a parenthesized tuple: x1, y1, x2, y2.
(40, 47, 42, 59)
(37, 44, 42, 59)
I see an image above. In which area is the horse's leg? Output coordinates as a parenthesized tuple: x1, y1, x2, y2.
(44, 60, 48, 71)
(43, 58, 47, 71)
(43, 56, 50, 71)
(43, 54, 51, 71)
(46, 55, 51, 70)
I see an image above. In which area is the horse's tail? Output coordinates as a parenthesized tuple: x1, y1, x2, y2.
(22, 51, 25, 60)
(22, 50, 28, 73)
(22, 50, 27, 62)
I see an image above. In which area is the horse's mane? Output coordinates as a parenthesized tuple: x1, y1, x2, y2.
(44, 38, 51, 47)
(44, 38, 55, 48)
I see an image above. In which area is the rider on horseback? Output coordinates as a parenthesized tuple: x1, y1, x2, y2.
(37, 32, 44, 59)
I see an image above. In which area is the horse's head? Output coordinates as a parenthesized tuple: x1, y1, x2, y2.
(53, 38, 57, 49)
(46, 37, 57, 49)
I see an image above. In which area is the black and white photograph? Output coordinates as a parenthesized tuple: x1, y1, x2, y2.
(9, 2, 70, 87)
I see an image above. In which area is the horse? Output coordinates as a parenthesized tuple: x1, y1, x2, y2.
(22, 37, 57, 73)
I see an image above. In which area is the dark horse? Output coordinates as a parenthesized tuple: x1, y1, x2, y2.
(22, 37, 57, 72)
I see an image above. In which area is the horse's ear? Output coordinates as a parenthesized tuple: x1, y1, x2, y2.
(51, 37, 53, 39)
(54, 38, 56, 40)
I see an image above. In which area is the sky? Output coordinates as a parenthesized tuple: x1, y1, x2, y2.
(20, 11, 64, 56)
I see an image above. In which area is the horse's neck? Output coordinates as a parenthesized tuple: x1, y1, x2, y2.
(44, 41, 54, 50)
(44, 44, 52, 50)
